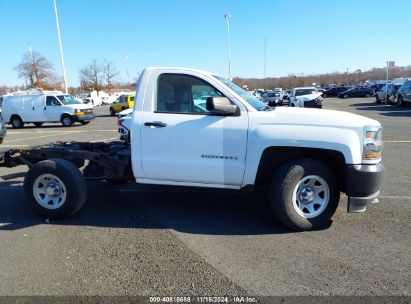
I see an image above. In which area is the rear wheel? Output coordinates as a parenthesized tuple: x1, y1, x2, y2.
(343, 94, 349, 99)
(24, 159, 87, 219)
(11, 115, 24, 128)
(33, 122, 43, 127)
(268, 158, 340, 231)
(61, 115, 74, 127)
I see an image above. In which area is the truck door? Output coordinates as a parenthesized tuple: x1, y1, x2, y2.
(140, 73, 248, 186)
(44, 96, 63, 122)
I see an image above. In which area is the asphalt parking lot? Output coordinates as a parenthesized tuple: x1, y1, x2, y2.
(0, 98, 410, 297)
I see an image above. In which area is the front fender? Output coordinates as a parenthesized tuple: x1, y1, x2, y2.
(242, 124, 361, 186)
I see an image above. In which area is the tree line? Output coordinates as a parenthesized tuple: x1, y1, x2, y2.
(233, 66, 411, 90)
(0, 50, 133, 95)
(2, 50, 411, 96)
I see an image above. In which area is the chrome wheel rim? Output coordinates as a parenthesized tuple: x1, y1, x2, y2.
(292, 175, 330, 219)
(33, 174, 67, 209)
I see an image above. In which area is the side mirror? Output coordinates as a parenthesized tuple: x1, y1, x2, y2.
(206, 97, 237, 115)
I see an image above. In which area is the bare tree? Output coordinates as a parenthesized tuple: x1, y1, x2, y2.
(79, 59, 103, 95)
(102, 60, 119, 93)
(14, 51, 58, 89)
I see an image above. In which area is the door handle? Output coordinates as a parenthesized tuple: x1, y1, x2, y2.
(144, 121, 167, 128)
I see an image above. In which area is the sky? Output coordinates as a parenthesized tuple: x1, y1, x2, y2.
(0, 0, 410, 87)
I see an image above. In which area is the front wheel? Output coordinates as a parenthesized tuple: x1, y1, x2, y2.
(268, 158, 340, 231)
(61, 115, 74, 127)
(24, 159, 87, 219)
(343, 94, 349, 99)
(109, 108, 116, 116)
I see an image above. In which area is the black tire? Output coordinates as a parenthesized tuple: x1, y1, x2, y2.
(322, 94, 327, 98)
(121, 106, 127, 111)
(11, 115, 24, 128)
(61, 115, 74, 127)
(24, 158, 87, 219)
(343, 94, 349, 99)
(398, 96, 403, 107)
(0, 138, 3, 144)
(33, 122, 43, 127)
(375, 96, 380, 103)
(268, 158, 340, 231)
(365, 94, 370, 98)
(109, 108, 115, 116)
(80, 121, 90, 125)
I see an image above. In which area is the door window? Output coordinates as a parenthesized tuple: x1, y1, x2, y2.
(46, 96, 60, 106)
(156, 74, 223, 114)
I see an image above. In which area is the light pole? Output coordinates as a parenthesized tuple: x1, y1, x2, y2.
(224, 13, 232, 81)
(264, 38, 267, 89)
(28, 43, 34, 87)
(124, 55, 130, 85)
(53, 0, 68, 93)
(346, 68, 349, 85)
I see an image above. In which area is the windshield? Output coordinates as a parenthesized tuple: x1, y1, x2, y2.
(295, 89, 317, 96)
(57, 95, 81, 105)
(266, 92, 280, 97)
(213, 76, 267, 110)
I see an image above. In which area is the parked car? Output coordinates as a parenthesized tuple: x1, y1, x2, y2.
(282, 90, 292, 103)
(396, 80, 411, 106)
(0, 111, 7, 144)
(109, 94, 135, 116)
(117, 108, 133, 118)
(289, 87, 323, 108)
(322, 86, 352, 98)
(263, 91, 283, 106)
(118, 114, 132, 142)
(1, 94, 94, 128)
(375, 84, 402, 104)
(338, 87, 374, 99)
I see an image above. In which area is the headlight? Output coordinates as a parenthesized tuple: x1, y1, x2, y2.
(363, 126, 383, 160)
(74, 109, 84, 115)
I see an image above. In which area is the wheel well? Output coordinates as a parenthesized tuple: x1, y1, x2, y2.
(254, 147, 347, 192)
(10, 114, 22, 121)
(60, 113, 72, 120)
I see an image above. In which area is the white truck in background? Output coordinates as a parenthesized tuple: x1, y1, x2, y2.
(1, 94, 94, 127)
(0, 67, 384, 231)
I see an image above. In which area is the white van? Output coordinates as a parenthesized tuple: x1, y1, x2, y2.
(1, 94, 94, 128)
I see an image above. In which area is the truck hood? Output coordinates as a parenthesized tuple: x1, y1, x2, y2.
(64, 104, 93, 111)
(295, 93, 322, 101)
(250, 107, 380, 129)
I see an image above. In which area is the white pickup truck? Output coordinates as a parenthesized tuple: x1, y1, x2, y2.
(0, 67, 384, 231)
